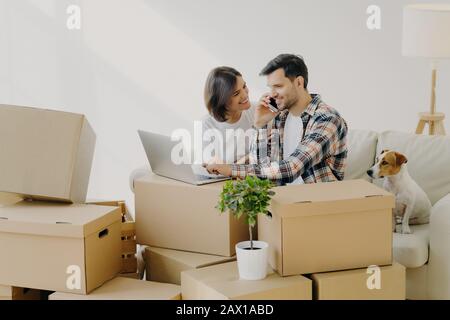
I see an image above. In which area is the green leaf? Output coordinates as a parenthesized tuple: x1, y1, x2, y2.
(216, 175, 276, 233)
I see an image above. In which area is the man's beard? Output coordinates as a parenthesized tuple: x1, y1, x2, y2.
(284, 95, 299, 110)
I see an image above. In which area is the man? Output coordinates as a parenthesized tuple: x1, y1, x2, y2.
(205, 54, 348, 185)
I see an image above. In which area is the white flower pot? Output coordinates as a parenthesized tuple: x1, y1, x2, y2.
(235, 241, 268, 280)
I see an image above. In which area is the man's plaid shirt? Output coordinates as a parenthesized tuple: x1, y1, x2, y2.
(230, 94, 348, 185)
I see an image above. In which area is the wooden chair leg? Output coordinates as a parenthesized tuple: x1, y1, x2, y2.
(435, 121, 441, 135)
(416, 120, 426, 134)
(429, 121, 435, 135)
(416, 112, 445, 136)
(437, 120, 446, 135)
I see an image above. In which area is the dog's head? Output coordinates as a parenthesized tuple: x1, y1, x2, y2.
(366, 150, 408, 179)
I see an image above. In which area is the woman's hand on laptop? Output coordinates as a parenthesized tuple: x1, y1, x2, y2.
(235, 154, 249, 165)
(205, 156, 224, 165)
(203, 163, 232, 177)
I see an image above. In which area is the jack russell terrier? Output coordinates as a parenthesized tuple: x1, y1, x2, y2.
(366, 150, 431, 234)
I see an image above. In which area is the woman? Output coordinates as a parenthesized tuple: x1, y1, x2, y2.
(201, 66, 255, 165)
(131, 67, 255, 191)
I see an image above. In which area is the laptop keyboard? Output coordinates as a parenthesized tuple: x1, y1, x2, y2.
(195, 174, 226, 181)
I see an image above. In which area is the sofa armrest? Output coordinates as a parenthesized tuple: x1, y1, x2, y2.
(129, 165, 151, 193)
(428, 193, 450, 299)
(430, 192, 450, 234)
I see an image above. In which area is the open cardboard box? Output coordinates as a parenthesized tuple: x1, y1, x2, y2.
(0, 104, 95, 203)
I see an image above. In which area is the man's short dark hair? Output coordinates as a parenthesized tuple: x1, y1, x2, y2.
(260, 54, 308, 89)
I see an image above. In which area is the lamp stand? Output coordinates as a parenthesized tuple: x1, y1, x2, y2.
(416, 63, 446, 135)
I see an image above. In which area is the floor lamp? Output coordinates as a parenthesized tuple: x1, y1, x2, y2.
(402, 4, 450, 135)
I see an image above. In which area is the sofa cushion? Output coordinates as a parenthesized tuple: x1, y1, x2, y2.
(393, 224, 429, 268)
(345, 130, 378, 181)
(376, 131, 450, 205)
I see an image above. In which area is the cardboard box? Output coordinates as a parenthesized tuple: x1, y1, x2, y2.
(120, 220, 137, 273)
(135, 174, 248, 257)
(85, 200, 137, 274)
(0, 285, 42, 300)
(181, 261, 312, 300)
(311, 262, 406, 300)
(0, 192, 22, 207)
(259, 179, 394, 276)
(121, 221, 135, 238)
(0, 104, 95, 203)
(86, 199, 133, 222)
(145, 247, 236, 285)
(119, 272, 141, 279)
(87, 200, 127, 210)
(0, 201, 122, 294)
(122, 254, 138, 273)
(49, 277, 181, 300)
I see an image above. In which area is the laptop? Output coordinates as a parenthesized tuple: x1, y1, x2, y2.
(138, 130, 230, 185)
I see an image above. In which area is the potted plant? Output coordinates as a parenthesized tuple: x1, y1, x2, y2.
(217, 175, 275, 280)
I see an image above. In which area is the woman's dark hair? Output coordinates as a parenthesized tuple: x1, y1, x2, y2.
(204, 66, 242, 122)
(260, 54, 308, 89)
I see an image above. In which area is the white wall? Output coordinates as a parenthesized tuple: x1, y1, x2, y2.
(1, 0, 449, 214)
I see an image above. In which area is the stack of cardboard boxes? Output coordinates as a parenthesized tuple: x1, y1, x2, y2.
(135, 174, 406, 300)
(1, 104, 406, 300)
(259, 180, 405, 300)
(135, 174, 244, 285)
(133, 174, 315, 299)
(0, 104, 181, 300)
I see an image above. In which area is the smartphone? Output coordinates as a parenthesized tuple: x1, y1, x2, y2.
(268, 97, 279, 112)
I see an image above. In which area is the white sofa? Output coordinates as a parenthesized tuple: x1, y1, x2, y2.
(347, 130, 450, 300)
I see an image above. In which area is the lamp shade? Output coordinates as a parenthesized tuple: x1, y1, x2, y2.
(402, 4, 450, 59)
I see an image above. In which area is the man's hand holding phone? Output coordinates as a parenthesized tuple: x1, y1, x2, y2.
(254, 94, 280, 129)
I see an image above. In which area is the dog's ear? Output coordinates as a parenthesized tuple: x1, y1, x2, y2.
(395, 152, 408, 166)
(381, 149, 390, 154)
